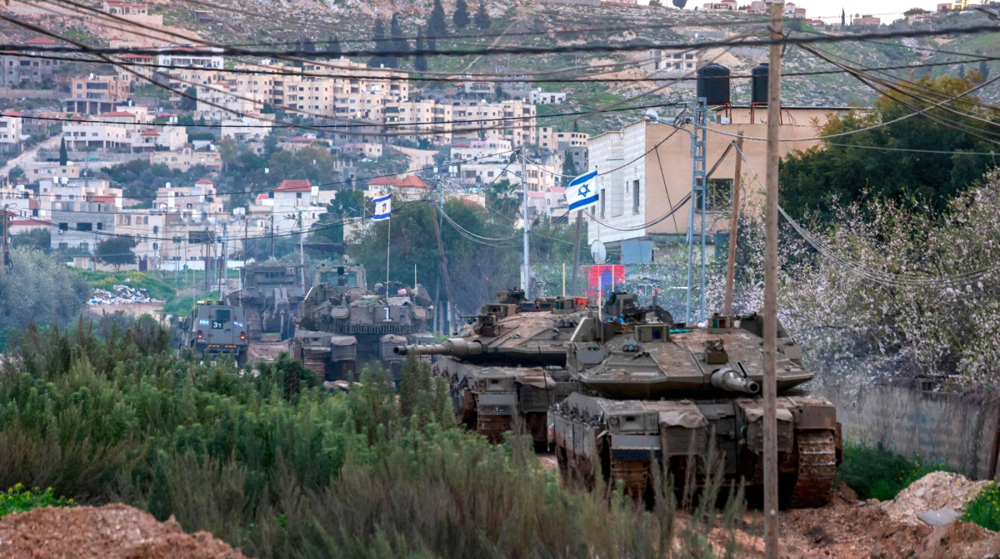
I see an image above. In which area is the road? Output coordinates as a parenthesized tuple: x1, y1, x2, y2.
(1, 135, 61, 177)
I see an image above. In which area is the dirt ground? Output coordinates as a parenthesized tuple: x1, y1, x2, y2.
(0, 504, 247, 559)
(247, 341, 289, 363)
(716, 485, 1000, 559)
(88, 303, 165, 320)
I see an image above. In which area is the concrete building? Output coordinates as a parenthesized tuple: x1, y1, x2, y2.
(0, 37, 61, 87)
(46, 178, 123, 253)
(365, 174, 433, 202)
(585, 106, 853, 247)
(65, 75, 131, 114)
(248, 179, 335, 235)
(150, 145, 223, 172)
(102, 1, 163, 25)
(644, 48, 701, 75)
(62, 114, 132, 151)
(220, 116, 273, 142)
(157, 46, 224, 70)
(0, 111, 25, 155)
(536, 128, 589, 152)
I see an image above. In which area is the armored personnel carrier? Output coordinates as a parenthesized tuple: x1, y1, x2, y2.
(291, 264, 432, 381)
(227, 264, 306, 341)
(549, 311, 841, 508)
(177, 302, 250, 366)
(395, 290, 592, 445)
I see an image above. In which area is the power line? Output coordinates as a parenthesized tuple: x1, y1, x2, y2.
(8, 22, 1000, 58)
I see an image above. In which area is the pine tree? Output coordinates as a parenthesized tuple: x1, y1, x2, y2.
(369, 18, 387, 68)
(573, 119, 579, 133)
(561, 150, 578, 187)
(391, 13, 410, 60)
(474, 2, 491, 29)
(326, 35, 342, 57)
(59, 137, 67, 166)
(414, 29, 428, 72)
(453, 0, 471, 29)
(425, 23, 437, 51)
(841, 8, 846, 27)
(429, 0, 447, 37)
(980, 60, 990, 81)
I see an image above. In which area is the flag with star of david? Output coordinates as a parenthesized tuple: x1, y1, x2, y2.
(567, 170, 599, 212)
(373, 193, 392, 221)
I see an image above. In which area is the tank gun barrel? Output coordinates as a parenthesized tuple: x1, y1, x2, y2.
(710, 367, 761, 395)
(393, 338, 484, 357)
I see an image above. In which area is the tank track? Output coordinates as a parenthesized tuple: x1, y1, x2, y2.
(610, 461, 648, 498)
(788, 430, 837, 508)
(476, 414, 511, 444)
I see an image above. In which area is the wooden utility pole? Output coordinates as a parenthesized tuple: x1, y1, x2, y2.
(763, 3, 784, 559)
(723, 131, 745, 317)
(432, 206, 456, 334)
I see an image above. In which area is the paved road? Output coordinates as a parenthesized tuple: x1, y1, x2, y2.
(1, 135, 61, 177)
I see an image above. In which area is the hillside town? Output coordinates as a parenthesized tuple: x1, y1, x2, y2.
(3, 0, 1000, 558)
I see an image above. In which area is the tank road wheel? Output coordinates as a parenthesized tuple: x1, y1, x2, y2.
(476, 414, 512, 444)
(787, 430, 838, 508)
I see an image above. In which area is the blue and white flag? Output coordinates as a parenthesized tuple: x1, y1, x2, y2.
(567, 170, 599, 212)
(373, 193, 392, 221)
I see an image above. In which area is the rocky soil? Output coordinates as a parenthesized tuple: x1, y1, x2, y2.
(0, 504, 248, 559)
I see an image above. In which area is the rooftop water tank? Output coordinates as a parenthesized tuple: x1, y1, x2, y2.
(752, 63, 769, 105)
(696, 63, 731, 106)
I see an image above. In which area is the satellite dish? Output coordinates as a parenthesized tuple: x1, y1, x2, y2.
(590, 241, 607, 265)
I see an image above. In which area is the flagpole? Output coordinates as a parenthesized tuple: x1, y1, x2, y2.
(386, 215, 391, 290)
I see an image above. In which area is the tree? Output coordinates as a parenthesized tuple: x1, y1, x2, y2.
(561, 150, 579, 186)
(841, 8, 846, 26)
(0, 248, 90, 340)
(672, 0, 687, 8)
(980, 60, 990, 81)
(368, 18, 389, 68)
(180, 85, 197, 111)
(649, 0, 662, 6)
(425, 24, 437, 51)
(390, 13, 409, 61)
(325, 34, 342, 57)
(573, 119, 579, 133)
(59, 137, 67, 166)
(95, 236, 137, 271)
(780, 74, 997, 223)
(453, 0, 471, 29)
(414, 29, 428, 72)
(429, 0, 447, 37)
(474, 2, 491, 29)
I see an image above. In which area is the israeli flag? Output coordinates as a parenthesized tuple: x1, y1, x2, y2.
(373, 193, 392, 221)
(567, 170, 599, 212)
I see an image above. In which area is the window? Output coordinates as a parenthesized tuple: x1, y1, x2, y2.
(59, 223, 68, 231)
(96, 222, 103, 230)
(632, 180, 640, 214)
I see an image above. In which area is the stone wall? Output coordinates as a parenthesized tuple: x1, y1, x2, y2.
(825, 380, 999, 479)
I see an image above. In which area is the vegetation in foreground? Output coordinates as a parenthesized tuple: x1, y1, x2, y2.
(962, 483, 1000, 531)
(0, 484, 72, 518)
(0, 317, 744, 559)
(837, 444, 950, 501)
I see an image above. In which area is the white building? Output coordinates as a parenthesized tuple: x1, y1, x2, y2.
(248, 179, 335, 235)
(157, 46, 224, 70)
(0, 111, 25, 155)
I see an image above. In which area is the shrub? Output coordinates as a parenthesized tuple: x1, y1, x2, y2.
(963, 483, 1000, 531)
(838, 444, 950, 500)
(0, 484, 73, 517)
(0, 320, 744, 558)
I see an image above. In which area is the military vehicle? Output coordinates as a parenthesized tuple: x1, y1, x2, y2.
(291, 264, 432, 381)
(227, 264, 306, 341)
(394, 290, 592, 445)
(177, 302, 250, 366)
(549, 310, 841, 508)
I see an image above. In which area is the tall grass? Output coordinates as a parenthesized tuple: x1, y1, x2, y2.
(0, 316, 743, 558)
(837, 443, 950, 501)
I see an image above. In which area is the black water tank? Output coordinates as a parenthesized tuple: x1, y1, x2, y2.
(696, 63, 731, 105)
(751, 63, 769, 105)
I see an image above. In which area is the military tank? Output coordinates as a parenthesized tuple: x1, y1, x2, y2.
(394, 290, 593, 445)
(177, 302, 250, 366)
(291, 263, 432, 381)
(227, 263, 306, 341)
(549, 310, 841, 508)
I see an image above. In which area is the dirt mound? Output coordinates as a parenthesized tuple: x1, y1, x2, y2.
(916, 520, 1000, 559)
(0, 504, 248, 559)
(882, 472, 989, 526)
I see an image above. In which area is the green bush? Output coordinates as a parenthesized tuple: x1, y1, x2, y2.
(78, 270, 177, 302)
(838, 444, 950, 500)
(0, 484, 73, 517)
(962, 483, 1000, 531)
(0, 320, 744, 559)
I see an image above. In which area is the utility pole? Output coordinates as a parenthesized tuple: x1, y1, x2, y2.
(763, 3, 784, 558)
(432, 206, 456, 334)
(520, 148, 531, 299)
(298, 213, 305, 287)
(0, 204, 10, 279)
(219, 223, 227, 300)
(269, 215, 274, 259)
(686, 99, 708, 325)
(723, 131, 745, 317)
(571, 211, 582, 296)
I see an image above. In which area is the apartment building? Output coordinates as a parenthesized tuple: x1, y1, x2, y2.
(644, 48, 701, 75)
(248, 179, 335, 235)
(0, 37, 60, 87)
(154, 179, 224, 217)
(450, 99, 537, 148)
(62, 113, 132, 150)
(0, 111, 24, 154)
(585, 106, 851, 247)
(450, 137, 513, 162)
(45, 178, 123, 253)
(365, 175, 433, 202)
(195, 82, 265, 121)
(150, 145, 223, 172)
(536, 128, 589, 151)
(385, 99, 454, 144)
(64, 75, 131, 114)
(220, 116, 274, 142)
(157, 46, 224, 70)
